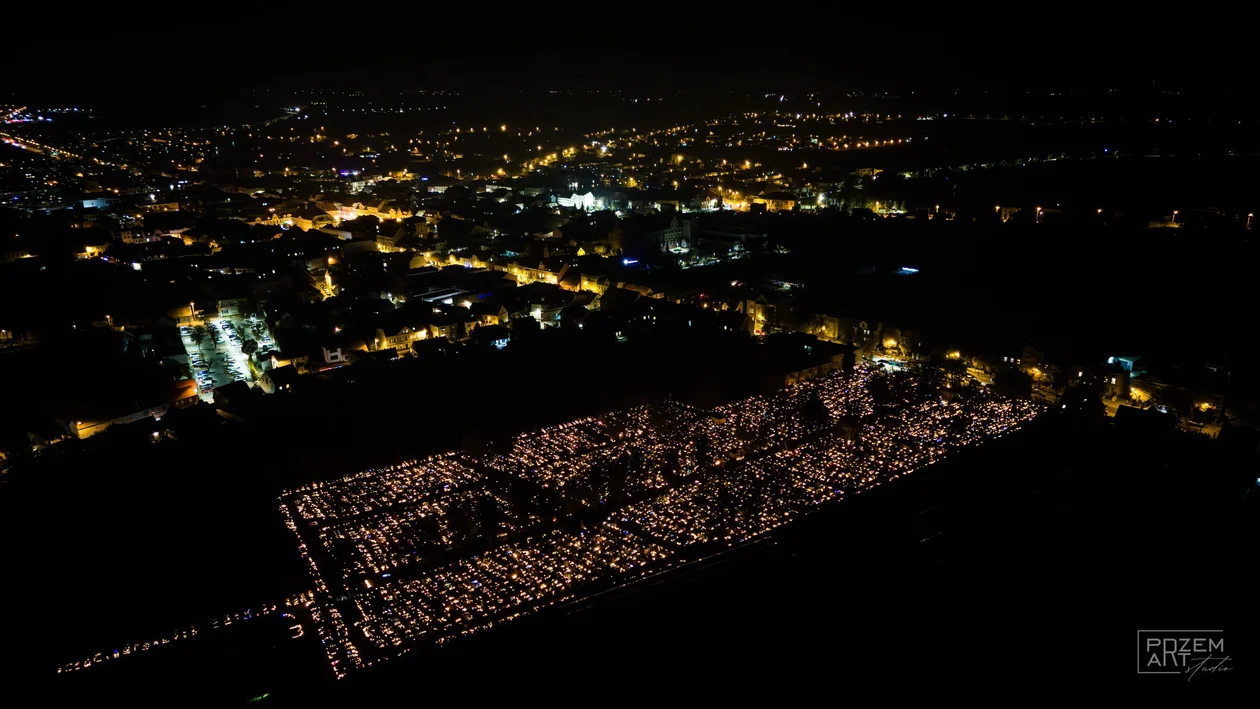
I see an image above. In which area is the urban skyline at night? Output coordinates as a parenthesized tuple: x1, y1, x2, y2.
(2, 18, 1257, 701)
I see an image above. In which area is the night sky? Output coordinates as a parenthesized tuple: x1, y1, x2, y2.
(4, 13, 1252, 101)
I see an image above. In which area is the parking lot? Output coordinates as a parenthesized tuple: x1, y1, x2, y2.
(180, 316, 275, 400)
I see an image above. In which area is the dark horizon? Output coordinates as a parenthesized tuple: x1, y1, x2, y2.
(5, 15, 1257, 101)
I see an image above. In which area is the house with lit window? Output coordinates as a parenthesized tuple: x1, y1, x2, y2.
(764, 333, 849, 387)
(424, 319, 454, 341)
(556, 192, 603, 211)
(260, 365, 301, 394)
(1103, 370, 1131, 399)
(504, 282, 572, 328)
(74, 235, 111, 260)
(117, 228, 163, 244)
(446, 250, 493, 270)
(374, 323, 429, 351)
(808, 314, 842, 341)
(471, 324, 511, 350)
(623, 214, 691, 253)
(291, 204, 333, 231)
(376, 222, 409, 252)
(737, 294, 775, 335)
(422, 175, 460, 194)
(579, 272, 611, 295)
(470, 301, 510, 327)
(332, 199, 414, 222)
(501, 258, 568, 286)
(138, 200, 181, 213)
(715, 309, 755, 337)
(66, 380, 199, 439)
(559, 269, 582, 292)
(750, 191, 796, 212)
(316, 337, 368, 368)
(1067, 365, 1129, 401)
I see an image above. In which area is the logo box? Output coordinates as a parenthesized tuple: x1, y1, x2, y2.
(1137, 630, 1224, 674)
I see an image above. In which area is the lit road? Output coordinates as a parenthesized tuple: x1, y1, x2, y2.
(0, 128, 83, 159)
(1, 105, 118, 165)
(252, 109, 301, 128)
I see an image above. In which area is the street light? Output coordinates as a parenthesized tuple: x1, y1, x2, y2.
(1172, 210, 1179, 224)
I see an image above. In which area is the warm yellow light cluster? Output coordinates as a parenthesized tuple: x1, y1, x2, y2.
(273, 364, 1041, 679)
